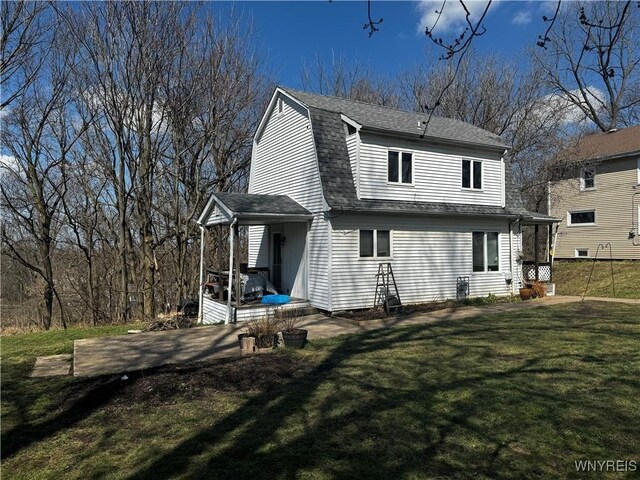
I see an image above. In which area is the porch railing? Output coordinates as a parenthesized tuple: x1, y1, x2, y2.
(522, 261, 552, 283)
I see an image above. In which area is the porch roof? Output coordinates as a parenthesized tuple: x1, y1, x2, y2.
(198, 193, 313, 226)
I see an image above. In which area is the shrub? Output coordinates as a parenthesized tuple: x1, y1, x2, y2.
(531, 281, 547, 298)
(246, 315, 281, 348)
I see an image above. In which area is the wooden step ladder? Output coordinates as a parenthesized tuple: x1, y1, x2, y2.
(374, 263, 402, 314)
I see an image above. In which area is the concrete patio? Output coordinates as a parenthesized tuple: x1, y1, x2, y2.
(72, 296, 630, 377)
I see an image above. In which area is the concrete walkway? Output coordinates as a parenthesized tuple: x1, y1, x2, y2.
(73, 295, 635, 377)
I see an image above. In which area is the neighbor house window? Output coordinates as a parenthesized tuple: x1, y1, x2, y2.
(575, 249, 589, 258)
(568, 210, 596, 226)
(388, 150, 412, 184)
(462, 159, 482, 189)
(472, 231, 499, 272)
(581, 166, 596, 190)
(359, 229, 391, 258)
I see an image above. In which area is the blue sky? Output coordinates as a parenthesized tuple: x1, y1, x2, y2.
(212, 1, 558, 87)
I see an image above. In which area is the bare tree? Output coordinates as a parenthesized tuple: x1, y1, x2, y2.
(533, 1, 640, 131)
(1, 1, 50, 109)
(300, 53, 401, 107)
(0, 24, 83, 329)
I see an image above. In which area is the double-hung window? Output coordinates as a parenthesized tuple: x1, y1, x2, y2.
(462, 159, 482, 189)
(472, 232, 499, 272)
(388, 150, 412, 184)
(581, 166, 596, 190)
(359, 229, 391, 258)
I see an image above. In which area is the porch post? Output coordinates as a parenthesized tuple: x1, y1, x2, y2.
(234, 221, 241, 307)
(534, 224, 539, 281)
(548, 224, 553, 283)
(197, 225, 205, 324)
(225, 219, 237, 324)
(218, 225, 224, 301)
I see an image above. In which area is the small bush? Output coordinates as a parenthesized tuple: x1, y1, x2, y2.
(531, 281, 547, 298)
(246, 315, 281, 348)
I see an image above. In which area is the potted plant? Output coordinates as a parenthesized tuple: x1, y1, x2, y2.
(280, 310, 307, 349)
(519, 284, 534, 300)
(245, 315, 280, 353)
(531, 281, 547, 298)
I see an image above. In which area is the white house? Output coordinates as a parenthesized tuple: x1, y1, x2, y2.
(197, 87, 557, 324)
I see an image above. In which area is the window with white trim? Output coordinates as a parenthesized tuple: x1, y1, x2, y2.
(472, 231, 499, 272)
(636, 158, 640, 185)
(387, 150, 412, 184)
(359, 229, 391, 258)
(575, 249, 589, 258)
(580, 166, 596, 190)
(568, 210, 596, 226)
(278, 97, 284, 115)
(462, 159, 482, 189)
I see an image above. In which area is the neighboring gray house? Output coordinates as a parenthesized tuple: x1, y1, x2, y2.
(550, 125, 640, 260)
(197, 87, 556, 324)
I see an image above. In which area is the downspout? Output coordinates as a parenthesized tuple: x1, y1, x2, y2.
(225, 218, 238, 325)
(508, 218, 519, 294)
(197, 225, 206, 324)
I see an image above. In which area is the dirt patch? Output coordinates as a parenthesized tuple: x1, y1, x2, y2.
(59, 353, 314, 411)
(339, 297, 519, 322)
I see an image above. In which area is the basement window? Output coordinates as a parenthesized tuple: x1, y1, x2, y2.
(575, 249, 589, 258)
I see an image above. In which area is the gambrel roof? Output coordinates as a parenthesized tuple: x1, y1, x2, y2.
(284, 88, 510, 150)
(281, 88, 555, 223)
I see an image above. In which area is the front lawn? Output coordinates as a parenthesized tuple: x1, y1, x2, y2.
(553, 260, 640, 299)
(2, 301, 639, 479)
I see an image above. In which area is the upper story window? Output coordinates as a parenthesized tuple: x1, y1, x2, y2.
(472, 231, 499, 272)
(462, 159, 482, 190)
(568, 210, 596, 226)
(580, 166, 596, 190)
(359, 229, 391, 258)
(388, 150, 412, 184)
(278, 97, 284, 115)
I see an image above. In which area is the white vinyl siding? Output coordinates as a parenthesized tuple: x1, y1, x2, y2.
(248, 93, 330, 309)
(250, 94, 324, 212)
(248, 225, 269, 268)
(308, 214, 330, 310)
(330, 214, 515, 311)
(346, 133, 358, 182)
(358, 132, 502, 206)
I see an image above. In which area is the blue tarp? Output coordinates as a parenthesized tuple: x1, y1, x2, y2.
(261, 294, 290, 305)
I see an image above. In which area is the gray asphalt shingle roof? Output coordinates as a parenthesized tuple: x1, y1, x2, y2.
(288, 89, 556, 222)
(214, 193, 311, 216)
(284, 88, 510, 150)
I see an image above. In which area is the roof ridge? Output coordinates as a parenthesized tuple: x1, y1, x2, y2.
(282, 86, 442, 120)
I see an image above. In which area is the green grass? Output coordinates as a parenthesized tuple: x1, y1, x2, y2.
(554, 260, 640, 299)
(2, 302, 640, 479)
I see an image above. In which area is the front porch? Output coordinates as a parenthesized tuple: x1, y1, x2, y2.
(520, 215, 560, 292)
(196, 193, 313, 324)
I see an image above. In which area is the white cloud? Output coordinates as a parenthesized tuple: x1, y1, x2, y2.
(416, 0, 493, 35)
(535, 87, 605, 126)
(512, 10, 532, 25)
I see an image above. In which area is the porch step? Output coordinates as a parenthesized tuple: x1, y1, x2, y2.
(275, 305, 317, 318)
